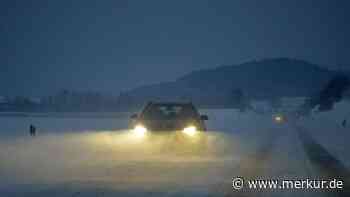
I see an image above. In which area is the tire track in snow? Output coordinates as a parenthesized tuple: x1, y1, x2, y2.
(293, 124, 350, 197)
(211, 128, 283, 197)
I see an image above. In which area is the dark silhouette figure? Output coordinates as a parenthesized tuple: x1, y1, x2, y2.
(29, 124, 36, 136)
(342, 119, 347, 128)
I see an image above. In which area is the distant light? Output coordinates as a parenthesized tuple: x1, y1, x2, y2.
(274, 115, 283, 123)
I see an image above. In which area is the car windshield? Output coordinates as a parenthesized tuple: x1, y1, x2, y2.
(142, 104, 198, 120)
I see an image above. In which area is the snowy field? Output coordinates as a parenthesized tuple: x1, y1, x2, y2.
(0, 103, 349, 196)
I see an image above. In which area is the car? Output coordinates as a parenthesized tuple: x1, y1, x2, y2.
(129, 102, 209, 152)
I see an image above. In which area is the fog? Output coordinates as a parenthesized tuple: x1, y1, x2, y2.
(0, 107, 349, 196)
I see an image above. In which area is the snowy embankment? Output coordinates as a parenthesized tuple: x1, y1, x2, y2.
(297, 100, 350, 168)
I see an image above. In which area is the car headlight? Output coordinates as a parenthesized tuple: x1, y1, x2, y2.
(182, 126, 197, 136)
(132, 124, 147, 137)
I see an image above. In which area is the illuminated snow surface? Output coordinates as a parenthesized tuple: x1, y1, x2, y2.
(0, 102, 349, 196)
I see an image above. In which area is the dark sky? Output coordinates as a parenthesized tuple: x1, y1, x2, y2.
(1, 0, 349, 96)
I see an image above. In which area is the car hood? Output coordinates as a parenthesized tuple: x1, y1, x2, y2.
(139, 119, 200, 131)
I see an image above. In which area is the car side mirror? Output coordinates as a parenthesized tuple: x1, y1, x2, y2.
(130, 114, 138, 119)
(200, 115, 208, 120)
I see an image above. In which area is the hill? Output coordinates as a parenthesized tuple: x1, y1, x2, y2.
(125, 58, 347, 107)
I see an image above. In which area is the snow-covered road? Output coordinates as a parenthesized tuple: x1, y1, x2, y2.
(0, 108, 349, 196)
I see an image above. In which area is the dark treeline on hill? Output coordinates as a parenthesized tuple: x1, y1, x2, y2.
(298, 74, 350, 116)
(0, 90, 132, 112)
(1, 58, 349, 112)
(126, 58, 350, 108)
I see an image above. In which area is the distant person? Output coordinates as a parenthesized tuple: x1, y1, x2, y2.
(29, 124, 36, 136)
(342, 119, 347, 128)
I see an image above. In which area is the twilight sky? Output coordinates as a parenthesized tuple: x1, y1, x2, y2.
(1, 0, 349, 96)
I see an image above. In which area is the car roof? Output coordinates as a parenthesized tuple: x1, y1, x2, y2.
(147, 102, 194, 106)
